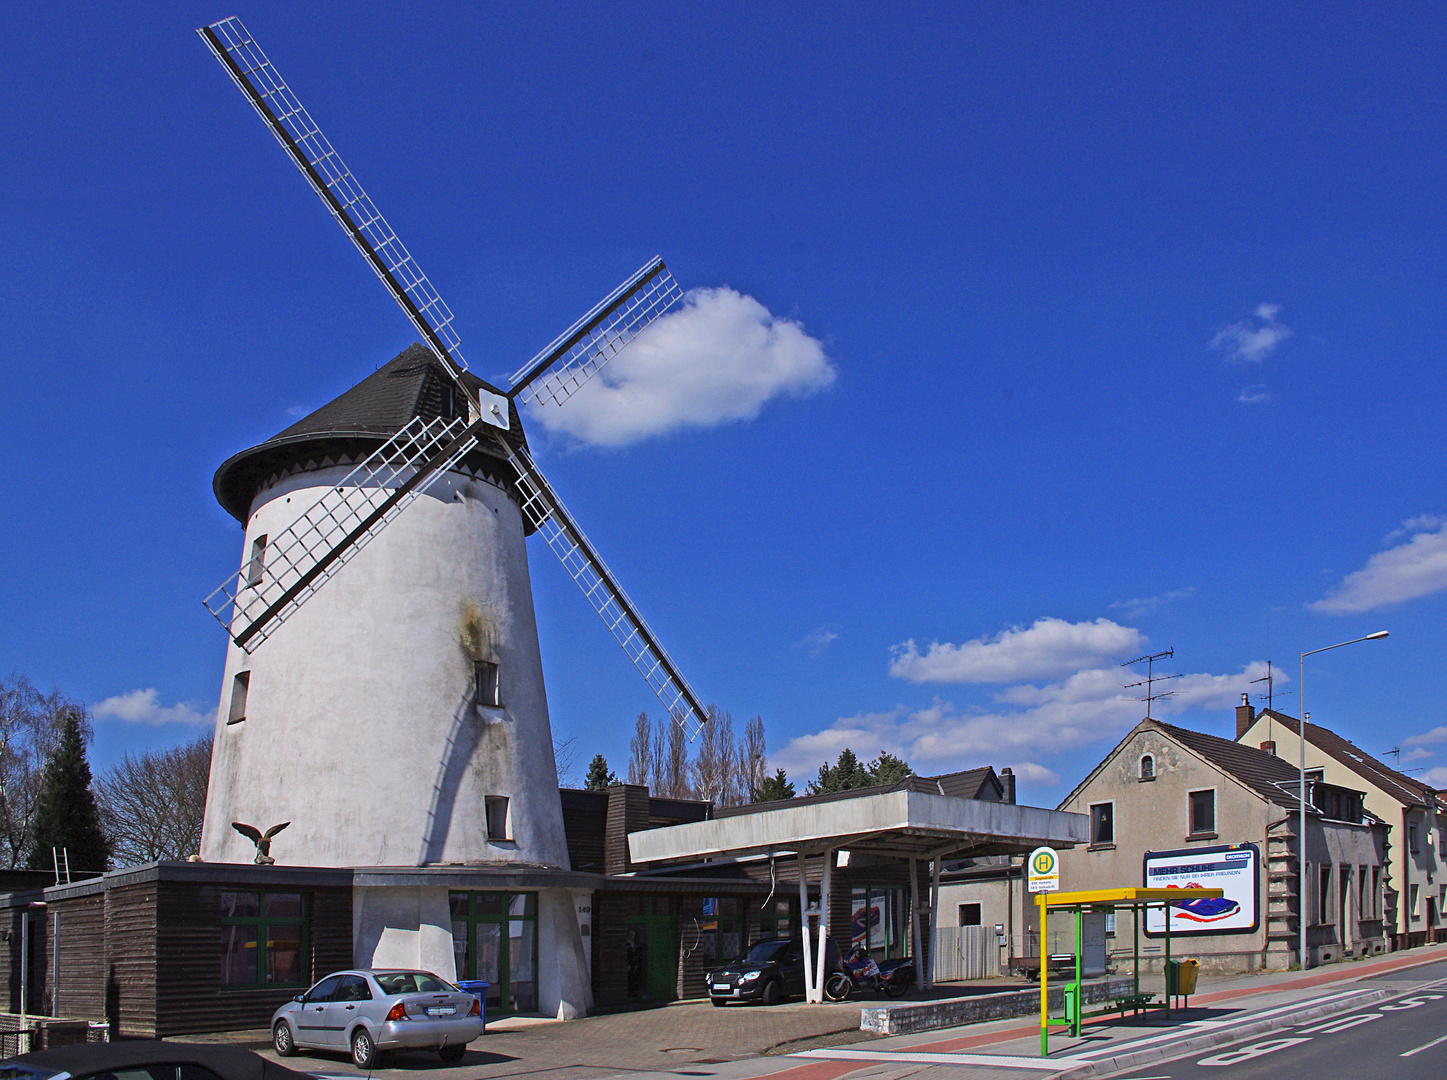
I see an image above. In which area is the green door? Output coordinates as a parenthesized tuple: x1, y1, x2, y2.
(626, 914, 678, 1001)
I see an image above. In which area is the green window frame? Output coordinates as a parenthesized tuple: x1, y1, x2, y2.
(698, 897, 742, 963)
(220, 891, 309, 988)
(450, 891, 538, 1014)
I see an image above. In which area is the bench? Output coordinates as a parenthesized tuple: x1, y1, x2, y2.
(1110, 992, 1155, 1018)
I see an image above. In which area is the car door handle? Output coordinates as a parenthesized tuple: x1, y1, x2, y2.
(314, 1006, 324, 1012)
(345, 1005, 356, 1010)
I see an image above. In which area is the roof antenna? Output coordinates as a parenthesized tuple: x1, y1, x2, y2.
(1122, 649, 1179, 720)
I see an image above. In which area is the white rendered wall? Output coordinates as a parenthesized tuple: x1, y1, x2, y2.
(354, 886, 458, 980)
(200, 463, 570, 869)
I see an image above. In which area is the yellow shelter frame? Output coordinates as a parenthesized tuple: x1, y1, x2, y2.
(1035, 886, 1223, 1056)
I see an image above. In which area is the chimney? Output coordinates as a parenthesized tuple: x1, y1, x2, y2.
(1260, 740, 1277, 756)
(1000, 767, 1016, 805)
(1236, 693, 1256, 741)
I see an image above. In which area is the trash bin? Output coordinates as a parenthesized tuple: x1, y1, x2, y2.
(1176, 958, 1199, 997)
(1062, 984, 1080, 1025)
(1164, 958, 1179, 997)
(455, 981, 490, 1032)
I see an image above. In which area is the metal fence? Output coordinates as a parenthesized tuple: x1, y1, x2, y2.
(932, 924, 996, 981)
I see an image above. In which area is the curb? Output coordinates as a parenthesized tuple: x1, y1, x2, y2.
(1053, 987, 1393, 1079)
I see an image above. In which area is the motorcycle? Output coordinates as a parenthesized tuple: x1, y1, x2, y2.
(823, 948, 915, 1000)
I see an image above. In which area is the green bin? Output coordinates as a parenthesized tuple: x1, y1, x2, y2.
(1164, 958, 1179, 996)
(1062, 984, 1079, 1025)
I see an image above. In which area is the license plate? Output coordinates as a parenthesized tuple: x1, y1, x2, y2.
(711, 984, 729, 991)
(426, 1006, 457, 1016)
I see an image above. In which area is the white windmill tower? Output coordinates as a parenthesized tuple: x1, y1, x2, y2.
(194, 19, 708, 886)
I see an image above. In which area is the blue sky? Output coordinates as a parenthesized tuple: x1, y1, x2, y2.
(3, 3, 1446, 806)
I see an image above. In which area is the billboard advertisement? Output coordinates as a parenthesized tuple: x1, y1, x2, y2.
(1143, 843, 1259, 936)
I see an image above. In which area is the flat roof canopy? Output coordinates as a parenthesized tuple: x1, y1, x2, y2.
(628, 788, 1088, 864)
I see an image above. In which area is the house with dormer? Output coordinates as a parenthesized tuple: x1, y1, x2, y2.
(1057, 717, 1388, 972)
(1235, 700, 1446, 949)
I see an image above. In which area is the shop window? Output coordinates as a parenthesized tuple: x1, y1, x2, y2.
(475, 660, 501, 708)
(485, 797, 509, 840)
(450, 891, 537, 1013)
(958, 903, 982, 927)
(1359, 866, 1369, 918)
(1410, 884, 1420, 921)
(1090, 803, 1114, 845)
(1319, 866, 1332, 924)
(851, 886, 907, 959)
(1372, 868, 1381, 917)
(227, 671, 250, 725)
(699, 897, 742, 962)
(1138, 755, 1155, 781)
(759, 896, 794, 940)
(1188, 789, 1216, 835)
(220, 891, 308, 988)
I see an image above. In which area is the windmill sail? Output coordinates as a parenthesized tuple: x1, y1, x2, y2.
(204, 415, 484, 650)
(197, 17, 502, 424)
(502, 441, 708, 739)
(508, 256, 682, 407)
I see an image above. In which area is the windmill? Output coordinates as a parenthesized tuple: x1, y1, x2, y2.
(194, 17, 708, 870)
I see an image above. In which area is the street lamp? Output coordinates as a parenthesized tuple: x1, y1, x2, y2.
(1298, 630, 1389, 971)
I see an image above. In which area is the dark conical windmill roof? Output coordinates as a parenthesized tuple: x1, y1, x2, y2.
(213, 344, 524, 522)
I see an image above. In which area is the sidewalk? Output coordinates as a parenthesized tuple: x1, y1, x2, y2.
(789, 943, 1447, 1079)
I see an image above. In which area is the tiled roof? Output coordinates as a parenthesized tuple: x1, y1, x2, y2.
(1258, 710, 1439, 808)
(213, 344, 524, 522)
(1149, 719, 1310, 812)
(714, 766, 1003, 818)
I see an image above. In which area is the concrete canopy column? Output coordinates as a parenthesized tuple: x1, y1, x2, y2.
(797, 851, 815, 1003)
(909, 857, 922, 976)
(815, 849, 833, 1000)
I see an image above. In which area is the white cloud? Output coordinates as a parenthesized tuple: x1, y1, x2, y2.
(1387, 515, 1444, 544)
(1404, 726, 1447, 747)
(93, 688, 206, 726)
(889, 617, 1142, 684)
(1110, 588, 1196, 620)
(772, 661, 1274, 782)
(1007, 762, 1061, 787)
(1211, 302, 1293, 363)
(1238, 384, 1270, 405)
(1402, 746, 1434, 762)
(1311, 519, 1447, 614)
(795, 627, 840, 658)
(1419, 766, 1447, 788)
(525, 286, 835, 447)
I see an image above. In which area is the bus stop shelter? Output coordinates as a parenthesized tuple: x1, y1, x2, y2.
(1035, 886, 1223, 1056)
(628, 784, 1088, 1003)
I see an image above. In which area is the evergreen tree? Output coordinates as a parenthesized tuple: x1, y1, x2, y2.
(753, 768, 795, 803)
(583, 754, 616, 791)
(27, 710, 109, 876)
(868, 752, 913, 785)
(807, 748, 873, 794)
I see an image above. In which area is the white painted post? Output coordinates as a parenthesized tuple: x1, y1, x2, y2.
(797, 851, 815, 1003)
(816, 849, 833, 1000)
(909, 856, 922, 981)
(929, 851, 943, 989)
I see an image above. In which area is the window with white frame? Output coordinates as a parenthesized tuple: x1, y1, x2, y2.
(1138, 754, 1155, 780)
(1089, 802, 1114, 845)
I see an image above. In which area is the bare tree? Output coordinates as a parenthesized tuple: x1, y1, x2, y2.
(694, 707, 742, 805)
(96, 734, 212, 867)
(553, 735, 580, 787)
(657, 714, 692, 799)
(627, 712, 654, 786)
(0, 675, 89, 869)
(649, 718, 665, 793)
(741, 715, 768, 802)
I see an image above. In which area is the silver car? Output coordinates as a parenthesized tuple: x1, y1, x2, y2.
(271, 969, 484, 1068)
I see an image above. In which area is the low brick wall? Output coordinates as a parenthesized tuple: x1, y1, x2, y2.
(860, 977, 1137, 1035)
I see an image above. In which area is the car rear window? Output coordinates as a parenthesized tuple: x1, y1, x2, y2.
(737, 941, 788, 964)
(374, 972, 457, 995)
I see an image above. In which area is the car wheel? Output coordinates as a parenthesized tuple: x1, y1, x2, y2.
(438, 1043, 466, 1063)
(273, 1020, 296, 1057)
(351, 1027, 378, 1070)
(761, 979, 782, 1006)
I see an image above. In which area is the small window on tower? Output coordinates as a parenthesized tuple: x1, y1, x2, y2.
(246, 535, 268, 587)
(474, 660, 501, 708)
(485, 797, 510, 841)
(228, 671, 250, 725)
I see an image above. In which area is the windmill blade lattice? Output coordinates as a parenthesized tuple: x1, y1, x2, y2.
(199, 17, 483, 413)
(501, 441, 707, 739)
(508, 256, 682, 408)
(204, 415, 482, 651)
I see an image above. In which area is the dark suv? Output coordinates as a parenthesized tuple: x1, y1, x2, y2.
(705, 937, 843, 1005)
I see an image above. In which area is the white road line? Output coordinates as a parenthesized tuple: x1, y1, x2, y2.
(791, 1048, 1090, 1070)
(1402, 1032, 1447, 1058)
